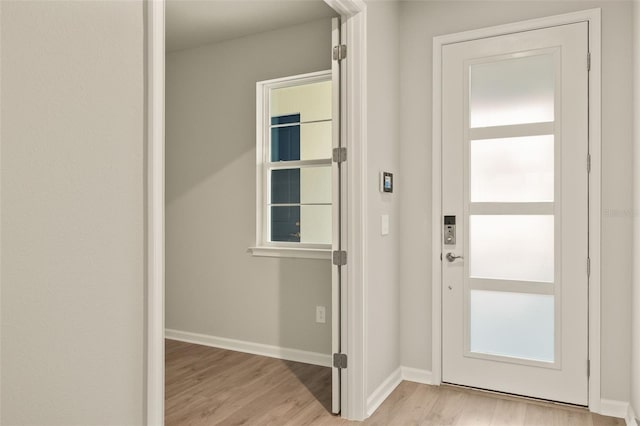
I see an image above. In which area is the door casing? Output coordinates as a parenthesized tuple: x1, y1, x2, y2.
(431, 8, 602, 413)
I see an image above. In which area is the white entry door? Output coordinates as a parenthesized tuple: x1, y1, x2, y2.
(441, 22, 589, 405)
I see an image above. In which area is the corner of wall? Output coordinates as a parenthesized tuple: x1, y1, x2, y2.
(632, 0, 640, 420)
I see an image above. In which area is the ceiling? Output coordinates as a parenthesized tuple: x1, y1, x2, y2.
(166, 0, 338, 52)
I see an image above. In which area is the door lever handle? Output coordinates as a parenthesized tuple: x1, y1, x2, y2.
(446, 252, 463, 262)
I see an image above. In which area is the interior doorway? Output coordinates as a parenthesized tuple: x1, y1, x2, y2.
(160, 1, 344, 422)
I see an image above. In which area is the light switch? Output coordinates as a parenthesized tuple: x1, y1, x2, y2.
(381, 214, 389, 235)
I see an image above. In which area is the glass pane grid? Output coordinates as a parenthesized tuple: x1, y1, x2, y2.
(267, 165, 332, 245)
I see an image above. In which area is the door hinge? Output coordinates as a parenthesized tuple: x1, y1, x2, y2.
(587, 359, 591, 377)
(333, 147, 347, 163)
(587, 257, 591, 277)
(333, 353, 348, 369)
(440, 253, 443, 261)
(333, 44, 347, 61)
(587, 52, 591, 71)
(587, 154, 591, 173)
(333, 250, 347, 266)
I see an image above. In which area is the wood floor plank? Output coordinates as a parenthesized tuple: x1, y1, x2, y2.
(490, 399, 527, 426)
(386, 379, 440, 425)
(165, 340, 626, 426)
(552, 408, 593, 426)
(455, 393, 498, 426)
(591, 412, 627, 426)
(366, 381, 420, 426)
(523, 404, 556, 426)
(421, 387, 468, 425)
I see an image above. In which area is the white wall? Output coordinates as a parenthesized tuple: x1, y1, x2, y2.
(632, 0, 640, 419)
(365, 0, 402, 398)
(0, 1, 145, 424)
(399, 0, 634, 402)
(165, 18, 334, 355)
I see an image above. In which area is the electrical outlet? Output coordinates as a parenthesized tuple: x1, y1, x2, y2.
(316, 306, 326, 323)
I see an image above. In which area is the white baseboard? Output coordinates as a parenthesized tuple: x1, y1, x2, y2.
(366, 367, 402, 417)
(165, 329, 331, 367)
(401, 366, 433, 385)
(600, 399, 632, 421)
(626, 404, 638, 426)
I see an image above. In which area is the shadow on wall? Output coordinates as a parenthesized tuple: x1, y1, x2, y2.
(278, 257, 333, 411)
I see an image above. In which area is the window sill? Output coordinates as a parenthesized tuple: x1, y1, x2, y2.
(249, 246, 331, 260)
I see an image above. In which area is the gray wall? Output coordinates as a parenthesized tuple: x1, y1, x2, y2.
(364, 0, 402, 398)
(1, 1, 145, 424)
(398, 0, 634, 402)
(165, 18, 333, 355)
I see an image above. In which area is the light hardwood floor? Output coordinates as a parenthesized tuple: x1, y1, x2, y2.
(165, 340, 625, 426)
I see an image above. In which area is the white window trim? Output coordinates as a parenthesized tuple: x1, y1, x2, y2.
(251, 70, 333, 259)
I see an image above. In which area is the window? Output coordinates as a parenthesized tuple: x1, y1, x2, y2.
(252, 71, 333, 259)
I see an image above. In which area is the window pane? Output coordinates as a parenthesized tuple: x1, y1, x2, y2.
(271, 80, 331, 123)
(271, 206, 300, 242)
(470, 290, 554, 362)
(301, 167, 331, 204)
(271, 122, 300, 162)
(470, 215, 554, 283)
(271, 114, 300, 125)
(271, 121, 332, 162)
(300, 205, 331, 244)
(471, 135, 554, 202)
(470, 54, 554, 128)
(301, 121, 332, 160)
(271, 169, 300, 204)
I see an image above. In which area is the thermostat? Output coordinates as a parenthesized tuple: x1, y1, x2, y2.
(380, 172, 393, 193)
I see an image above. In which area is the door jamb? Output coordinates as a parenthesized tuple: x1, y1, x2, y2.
(430, 8, 602, 412)
(145, 0, 369, 423)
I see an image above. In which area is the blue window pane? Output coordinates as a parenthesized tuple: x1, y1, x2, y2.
(271, 125, 300, 161)
(271, 114, 300, 125)
(271, 206, 300, 242)
(271, 169, 300, 204)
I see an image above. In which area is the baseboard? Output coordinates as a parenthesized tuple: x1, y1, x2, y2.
(401, 366, 433, 385)
(165, 329, 331, 368)
(600, 399, 632, 421)
(626, 404, 638, 426)
(366, 367, 402, 417)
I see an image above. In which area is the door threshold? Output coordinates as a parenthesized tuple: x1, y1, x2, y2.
(441, 382, 588, 412)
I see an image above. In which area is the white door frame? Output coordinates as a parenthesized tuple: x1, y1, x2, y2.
(431, 8, 602, 412)
(145, 0, 369, 423)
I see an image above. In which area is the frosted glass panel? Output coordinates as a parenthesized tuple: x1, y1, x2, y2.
(471, 135, 554, 202)
(470, 215, 554, 282)
(300, 205, 331, 244)
(470, 290, 554, 362)
(470, 54, 555, 128)
(271, 81, 331, 123)
(300, 167, 331, 204)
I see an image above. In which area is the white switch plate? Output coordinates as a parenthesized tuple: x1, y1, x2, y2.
(381, 214, 389, 235)
(316, 306, 326, 323)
